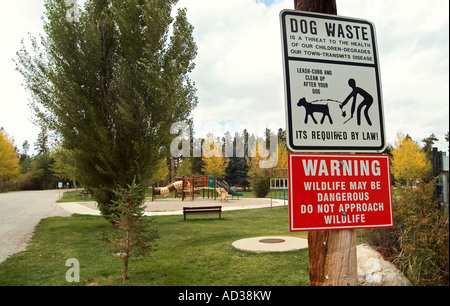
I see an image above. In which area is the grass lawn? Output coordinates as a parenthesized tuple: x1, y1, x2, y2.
(56, 190, 93, 203)
(0, 206, 310, 286)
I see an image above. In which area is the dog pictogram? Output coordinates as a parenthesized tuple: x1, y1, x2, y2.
(297, 97, 333, 124)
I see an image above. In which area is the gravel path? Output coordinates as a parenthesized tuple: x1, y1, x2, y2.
(0, 190, 72, 264)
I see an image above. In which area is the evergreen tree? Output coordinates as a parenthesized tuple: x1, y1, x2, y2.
(32, 153, 56, 190)
(225, 131, 248, 188)
(19, 141, 33, 174)
(35, 127, 50, 155)
(102, 180, 159, 283)
(421, 133, 439, 162)
(225, 157, 248, 187)
(16, 0, 197, 219)
(421, 133, 439, 181)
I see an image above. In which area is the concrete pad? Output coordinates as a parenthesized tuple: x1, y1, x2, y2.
(232, 236, 308, 253)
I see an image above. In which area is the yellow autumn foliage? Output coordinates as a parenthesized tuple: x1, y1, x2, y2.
(202, 135, 229, 176)
(0, 130, 20, 182)
(391, 133, 430, 186)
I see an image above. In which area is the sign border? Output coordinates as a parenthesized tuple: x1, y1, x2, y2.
(288, 153, 394, 232)
(280, 10, 386, 153)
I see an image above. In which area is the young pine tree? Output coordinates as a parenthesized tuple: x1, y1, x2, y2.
(103, 180, 159, 283)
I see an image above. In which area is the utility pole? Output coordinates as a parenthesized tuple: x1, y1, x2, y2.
(292, 0, 358, 286)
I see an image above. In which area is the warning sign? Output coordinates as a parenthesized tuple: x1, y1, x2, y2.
(288, 154, 393, 231)
(280, 10, 386, 152)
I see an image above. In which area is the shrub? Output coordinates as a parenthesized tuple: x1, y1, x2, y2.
(362, 181, 449, 286)
(248, 169, 271, 198)
(16, 172, 40, 190)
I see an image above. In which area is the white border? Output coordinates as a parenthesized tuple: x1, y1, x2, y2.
(288, 154, 393, 231)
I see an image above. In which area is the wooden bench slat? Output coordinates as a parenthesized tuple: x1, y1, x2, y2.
(183, 206, 222, 220)
(183, 207, 222, 209)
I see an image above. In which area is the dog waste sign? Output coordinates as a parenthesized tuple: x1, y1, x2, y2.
(280, 10, 386, 152)
(288, 153, 393, 231)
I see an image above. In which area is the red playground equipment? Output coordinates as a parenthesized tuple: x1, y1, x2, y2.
(152, 175, 243, 201)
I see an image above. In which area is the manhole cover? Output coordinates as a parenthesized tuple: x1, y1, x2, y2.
(259, 238, 285, 244)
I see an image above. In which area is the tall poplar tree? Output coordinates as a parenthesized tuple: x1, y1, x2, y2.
(16, 0, 198, 219)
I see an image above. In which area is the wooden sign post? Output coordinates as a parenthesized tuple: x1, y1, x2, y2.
(283, 0, 390, 286)
(292, 0, 356, 286)
(308, 230, 357, 286)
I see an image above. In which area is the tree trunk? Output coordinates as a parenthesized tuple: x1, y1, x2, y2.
(122, 256, 129, 284)
(122, 231, 130, 283)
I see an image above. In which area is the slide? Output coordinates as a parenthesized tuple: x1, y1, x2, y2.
(153, 180, 183, 197)
(227, 188, 244, 197)
(218, 180, 244, 197)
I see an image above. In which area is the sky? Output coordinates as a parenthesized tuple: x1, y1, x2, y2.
(1, 0, 448, 155)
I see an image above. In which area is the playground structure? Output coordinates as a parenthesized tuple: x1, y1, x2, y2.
(270, 178, 289, 206)
(152, 175, 244, 201)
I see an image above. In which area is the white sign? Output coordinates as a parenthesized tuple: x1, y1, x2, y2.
(280, 10, 386, 152)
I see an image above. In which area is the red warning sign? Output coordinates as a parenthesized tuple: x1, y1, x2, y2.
(288, 153, 393, 231)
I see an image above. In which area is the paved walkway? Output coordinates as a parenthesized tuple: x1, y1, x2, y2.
(57, 197, 287, 216)
(0, 190, 71, 264)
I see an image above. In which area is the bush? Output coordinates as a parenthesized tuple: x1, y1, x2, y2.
(248, 169, 271, 198)
(362, 181, 449, 286)
(16, 172, 41, 190)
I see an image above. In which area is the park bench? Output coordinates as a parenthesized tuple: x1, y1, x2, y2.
(80, 190, 90, 200)
(183, 206, 222, 221)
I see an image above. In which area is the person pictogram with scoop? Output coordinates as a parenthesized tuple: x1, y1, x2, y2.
(340, 78, 373, 126)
